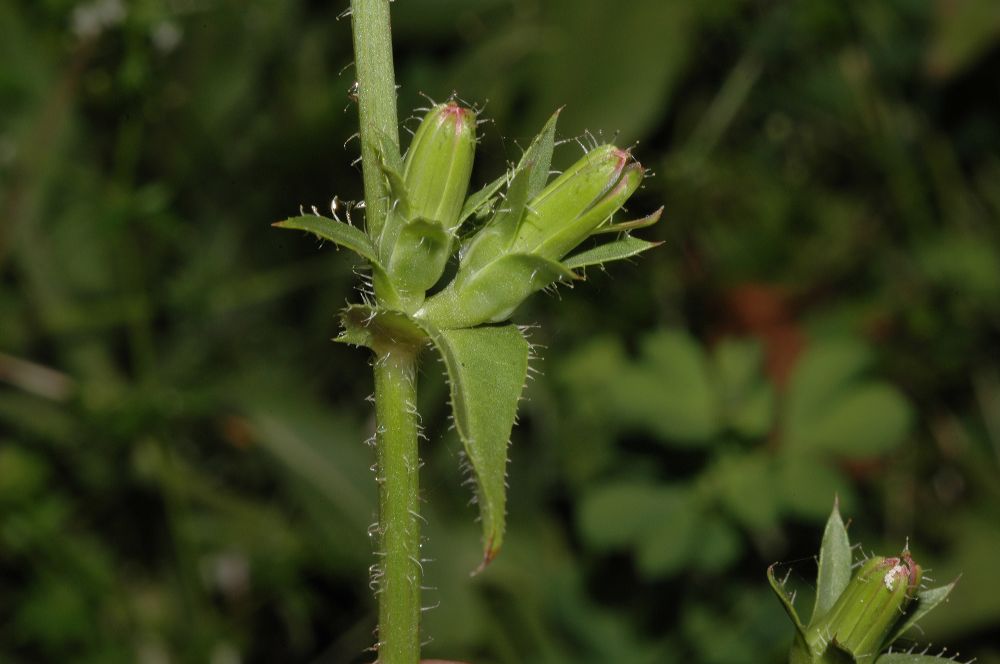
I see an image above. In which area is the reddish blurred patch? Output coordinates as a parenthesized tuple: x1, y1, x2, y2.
(722, 283, 805, 388)
(219, 415, 254, 450)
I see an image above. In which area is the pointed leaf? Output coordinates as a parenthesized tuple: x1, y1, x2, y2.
(373, 129, 412, 258)
(387, 217, 452, 301)
(888, 579, 959, 643)
(520, 108, 561, 200)
(273, 215, 379, 263)
(593, 206, 664, 234)
(768, 563, 806, 636)
(421, 322, 530, 568)
(811, 499, 853, 627)
(562, 236, 663, 270)
(457, 166, 533, 275)
(458, 174, 507, 227)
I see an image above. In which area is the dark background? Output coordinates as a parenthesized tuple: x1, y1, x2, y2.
(2, 0, 999, 662)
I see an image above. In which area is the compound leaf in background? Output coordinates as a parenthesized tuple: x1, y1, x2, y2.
(786, 339, 872, 431)
(800, 384, 913, 456)
(785, 339, 912, 457)
(712, 338, 775, 437)
(709, 452, 779, 532)
(623, 331, 719, 445)
(422, 323, 529, 566)
(577, 482, 676, 551)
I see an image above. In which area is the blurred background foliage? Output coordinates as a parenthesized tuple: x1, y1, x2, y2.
(1, 0, 999, 662)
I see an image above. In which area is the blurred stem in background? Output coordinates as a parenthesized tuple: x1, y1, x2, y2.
(349, 1, 420, 662)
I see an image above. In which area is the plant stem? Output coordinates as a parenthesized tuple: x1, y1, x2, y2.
(373, 347, 421, 664)
(350, 3, 420, 660)
(350, 0, 400, 248)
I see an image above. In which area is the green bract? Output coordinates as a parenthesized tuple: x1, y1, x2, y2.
(274, 104, 661, 564)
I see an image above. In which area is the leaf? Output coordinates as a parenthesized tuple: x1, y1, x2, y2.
(786, 339, 872, 433)
(272, 215, 379, 263)
(387, 217, 452, 300)
(577, 482, 674, 551)
(712, 338, 774, 437)
(337, 305, 428, 352)
(811, 498, 852, 627)
(768, 563, 806, 636)
(593, 206, 664, 234)
(633, 488, 699, 578)
(420, 322, 530, 567)
(777, 453, 854, 520)
(562, 236, 662, 269)
(458, 174, 507, 227)
(888, 579, 959, 643)
(273, 215, 407, 309)
(876, 655, 966, 664)
(418, 253, 579, 329)
(792, 384, 913, 457)
(711, 452, 779, 531)
(619, 330, 719, 444)
(521, 108, 560, 200)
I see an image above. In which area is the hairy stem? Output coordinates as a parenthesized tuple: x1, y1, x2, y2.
(350, 3, 420, 660)
(350, 0, 401, 250)
(373, 348, 421, 663)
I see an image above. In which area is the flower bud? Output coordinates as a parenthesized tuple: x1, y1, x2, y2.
(512, 145, 643, 260)
(809, 552, 922, 662)
(402, 101, 476, 230)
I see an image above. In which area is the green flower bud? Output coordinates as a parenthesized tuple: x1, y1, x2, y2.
(417, 144, 646, 329)
(809, 552, 922, 662)
(513, 145, 642, 260)
(402, 101, 476, 230)
(382, 102, 477, 309)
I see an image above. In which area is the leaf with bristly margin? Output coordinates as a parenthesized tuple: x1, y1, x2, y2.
(768, 563, 806, 636)
(521, 108, 560, 200)
(273, 215, 405, 309)
(888, 579, 960, 643)
(337, 304, 428, 351)
(420, 322, 529, 568)
(563, 236, 662, 270)
(273, 215, 379, 263)
(593, 206, 664, 234)
(876, 655, 967, 663)
(458, 174, 507, 228)
(810, 498, 852, 627)
(388, 217, 451, 299)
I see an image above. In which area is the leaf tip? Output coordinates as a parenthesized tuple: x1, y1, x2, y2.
(471, 537, 500, 576)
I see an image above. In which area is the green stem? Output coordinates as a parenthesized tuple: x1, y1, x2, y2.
(350, 0, 401, 250)
(373, 347, 422, 664)
(349, 3, 420, 660)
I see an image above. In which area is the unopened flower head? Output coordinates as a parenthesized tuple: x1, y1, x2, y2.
(513, 145, 643, 260)
(403, 101, 476, 230)
(813, 551, 922, 662)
